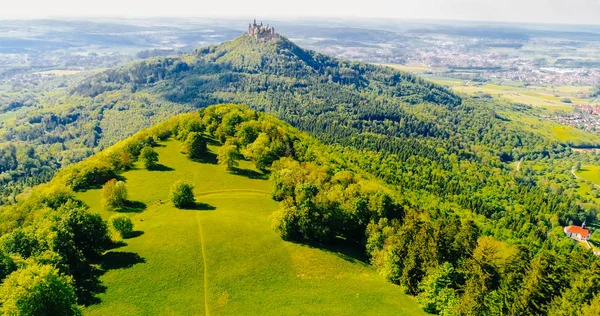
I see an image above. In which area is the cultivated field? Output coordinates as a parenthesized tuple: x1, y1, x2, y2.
(431, 78, 595, 112)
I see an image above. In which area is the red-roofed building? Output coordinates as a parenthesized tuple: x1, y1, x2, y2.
(564, 225, 591, 241)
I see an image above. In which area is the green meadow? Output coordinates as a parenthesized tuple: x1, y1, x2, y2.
(77, 139, 424, 315)
(577, 165, 600, 187)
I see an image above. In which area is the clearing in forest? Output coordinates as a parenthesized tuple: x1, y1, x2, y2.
(78, 139, 424, 315)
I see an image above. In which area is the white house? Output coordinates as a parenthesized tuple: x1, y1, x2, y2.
(564, 225, 591, 241)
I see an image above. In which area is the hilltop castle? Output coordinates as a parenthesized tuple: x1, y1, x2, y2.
(248, 19, 279, 40)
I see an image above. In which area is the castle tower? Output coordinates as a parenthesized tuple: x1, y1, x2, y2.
(247, 20, 278, 40)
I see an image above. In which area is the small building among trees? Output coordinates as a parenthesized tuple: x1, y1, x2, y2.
(564, 224, 591, 241)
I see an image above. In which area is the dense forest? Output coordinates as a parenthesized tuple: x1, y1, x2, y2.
(1, 104, 599, 315)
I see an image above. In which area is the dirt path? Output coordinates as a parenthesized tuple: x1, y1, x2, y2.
(196, 213, 210, 316)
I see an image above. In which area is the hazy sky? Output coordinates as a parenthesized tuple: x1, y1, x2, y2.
(1, 0, 599, 25)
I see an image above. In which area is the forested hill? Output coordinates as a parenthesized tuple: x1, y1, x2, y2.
(73, 34, 468, 147)
(71, 34, 566, 162)
(0, 30, 587, 222)
(1, 33, 479, 204)
(75, 34, 460, 107)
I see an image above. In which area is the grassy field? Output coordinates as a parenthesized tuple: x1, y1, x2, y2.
(0, 106, 34, 124)
(77, 139, 424, 315)
(577, 165, 600, 186)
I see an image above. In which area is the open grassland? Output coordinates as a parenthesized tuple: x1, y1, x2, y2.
(0, 106, 34, 124)
(577, 165, 600, 187)
(77, 139, 424, 315)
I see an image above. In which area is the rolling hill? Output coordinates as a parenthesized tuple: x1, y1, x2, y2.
(1, 104, 600, 315)
(1, 28, 600, 315)
(5, 31, 599, 205)
(78, 138, 424, 315)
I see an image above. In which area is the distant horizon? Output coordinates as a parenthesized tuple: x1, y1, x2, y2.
(2, 0, 600, 26)
(1, 15, 600, 30)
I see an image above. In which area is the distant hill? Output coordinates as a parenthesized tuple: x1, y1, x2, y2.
(73, 34, 464, 147)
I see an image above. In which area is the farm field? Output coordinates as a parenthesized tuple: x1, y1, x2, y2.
(77, 139, 424, 315)
(497, 109, 600, 145)
(431, 78, 594, 112)
(386, 64, 597, 112)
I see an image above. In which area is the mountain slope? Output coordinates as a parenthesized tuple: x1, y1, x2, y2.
(1, 104, 600, 315)
(5, 32, 588, 206)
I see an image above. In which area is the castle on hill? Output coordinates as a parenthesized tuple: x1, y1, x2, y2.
(248, 19, 279, 40)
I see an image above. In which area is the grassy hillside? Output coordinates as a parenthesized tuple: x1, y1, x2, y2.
(577, 165, 600, 186)
(78, 139, 423, 315)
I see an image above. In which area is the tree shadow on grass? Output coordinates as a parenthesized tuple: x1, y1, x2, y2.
(321, 241, 369, 265)
(180, 202, 216, 211)
(297, 237, 369, 265)
(125, 230, 144, 239)
(78, 250, 145, 306)
(99, 251, 146, 271)
(191, 151, 218, 165)
(231, 167, 269, 180)
(116, 200, 147, 213)
(105, 240, 127, 250)
(75, 268, 107, 306)
(149, 163, 175, 171)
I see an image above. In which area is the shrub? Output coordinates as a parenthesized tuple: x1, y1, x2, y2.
(170, 181, 195, 208)
(101, 179, 128, 211)
(140, 146, 159, 170)
(0, 264, 81, 316)
(110, 215, 133, 238)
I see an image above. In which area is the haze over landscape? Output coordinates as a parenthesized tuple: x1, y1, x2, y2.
(3, 0, 600, 25)
(2, 2, 600, 315)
